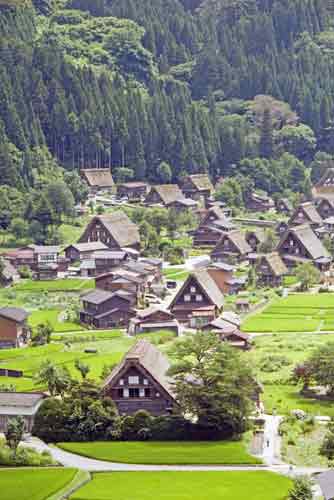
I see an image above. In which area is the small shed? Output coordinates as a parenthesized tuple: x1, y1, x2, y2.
(0, 392, 46, 432)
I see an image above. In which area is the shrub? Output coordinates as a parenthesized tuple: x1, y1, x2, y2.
(260, 355, 291, 372)
(0, 439, 54, 466)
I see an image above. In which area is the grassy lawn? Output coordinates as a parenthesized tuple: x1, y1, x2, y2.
(14, 279, 94, 292)
(163, 268, 189, 281)
(242, 293, 334, 333)
(70, 471, 292, 500)
(2, 468, 78, 500)
(57, 440, 261, 465)
(29, 309, 83, 333)
(246, 333, 334, 416)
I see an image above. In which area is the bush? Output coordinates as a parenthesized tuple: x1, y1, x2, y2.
(288, 475, 313, 500)
(260, 355, 291, 372)
(0, 439, 54, 466)
(18, 265, 32, 279)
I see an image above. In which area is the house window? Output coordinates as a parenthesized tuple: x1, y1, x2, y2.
(118, 389, 124, 398)
(139, 388, 145, 398)
(184, 294, 191, 302)
(145, 388, 151, 397)
(196, 294, 203, 302)
(128, 376, 139, 385)
(129, 388, 140, 398)
(190, 286, 196, 293)
(123, 388, 129, 398)
(119, 379, 124, 386)
(143, 378, 148, 385)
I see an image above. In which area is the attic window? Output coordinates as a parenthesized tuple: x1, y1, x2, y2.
(119, 379, 124, 386)
(196, 294, 203, 302)
(128, 376, 139, 385)
(190, 286, 196, 293)
(143, 378, 148, 385)
(184, 294, 191, 302)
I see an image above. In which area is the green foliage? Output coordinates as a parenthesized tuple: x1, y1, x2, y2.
(5, 416, 24, 453)
(168, 331, 256, 436)
(320, 429, 334, 461)
(0, 0, 332, 209)
(0, 438, 55, 466)
(296, 263, 321, 291)
(288, 475, 313, 500)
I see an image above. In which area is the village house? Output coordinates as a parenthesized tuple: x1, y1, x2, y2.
(211, 230, 252, 264)
(78, 211, 140, 251)
(181, 174, 214, 205)
(192, 207, 236, 246)
(169, 270, 224, 327)
(80, 289, 136, 328)
(128, 307, 179, 336)
(0, 392, 46, 432)
(64, 241, 109, 263)
(4, 248, 35, 270)
(312, 167, 334, 198)
(206, 262, 246, 295)
(253, 252, 288, 287)
(168, 197, 198, 212)
(123, 260, 162, 285)
(80, 250, 129, 277)
(0, 307, 30, 348)
(316, 197, 334, 221)
(102, 339, 176, 416)
(276, 221, 289, 236)
(144, 184, 184, 207)
(245, 192, 275, 212)
(0, 259, 20, 287)
(28, 245, 61, 280)
(288, 201, 323, 229)
(324, 216, 334, 233)
(235, 298, 250, 313)
(95, 268, 146, 304)
(245, 229, 265, 252)
(277, 224, 331, 271)
(202, 318, 251, 350)
(117, 182, 149, 201)
(275, 198, 293, 215)
(81, 168, 115, 193)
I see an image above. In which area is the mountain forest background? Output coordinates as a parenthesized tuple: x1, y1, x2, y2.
(2, 0, 334, 224)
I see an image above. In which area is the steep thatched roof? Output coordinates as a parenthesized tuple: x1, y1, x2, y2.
(81, 169, 114, 188)
(258, 252, 288, 277)
(102, 339, 175, 399)
(147, 184, 184, 205)
(289, 201, 323, 225)
(79, 211, 140, 248)
(279, 224, 329, 260)
(185, 174, 214, 193)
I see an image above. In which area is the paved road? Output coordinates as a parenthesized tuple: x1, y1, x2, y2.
(24, 436, 326, 476)
(262, 415, 283, 466)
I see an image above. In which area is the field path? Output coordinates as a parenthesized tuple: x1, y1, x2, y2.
(262, 415, 283, 466)
(24, 436, 326, 476)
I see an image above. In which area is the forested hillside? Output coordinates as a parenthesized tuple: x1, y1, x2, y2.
(1, 0, 334, 206)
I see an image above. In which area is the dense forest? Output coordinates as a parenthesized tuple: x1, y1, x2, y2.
(2, 0, 334, 210)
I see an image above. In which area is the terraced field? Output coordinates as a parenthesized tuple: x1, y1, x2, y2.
(242, 293, 334, 333)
